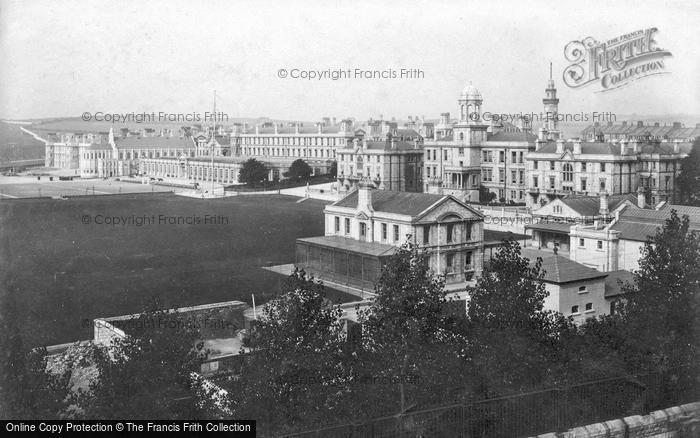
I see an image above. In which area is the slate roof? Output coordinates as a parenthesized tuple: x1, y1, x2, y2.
(610, 204, 700, 242)
(533, 254, 607, 284)
(393, 128, 421, 138)
(532, 140, 683, 156)
(581, 123, 700, 140)
(333, 190, 447, 216)
(558, 194, 639, 217)
(487, 131, 538, 142)
(114, 136, 196, 150)
(360, 140, 421, 151)
(534, 141, 622, 155)
(524, 222, 575, 233)
(604, 270, 634, 298)
(247, 125, 344, 135)
(214, 135, 231, 146)
(297, 235, 396, 257)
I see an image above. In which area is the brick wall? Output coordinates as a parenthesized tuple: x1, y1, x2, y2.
(532, 402, 700, 438)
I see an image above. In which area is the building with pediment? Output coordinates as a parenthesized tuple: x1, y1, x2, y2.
(295, 179, 485, 291)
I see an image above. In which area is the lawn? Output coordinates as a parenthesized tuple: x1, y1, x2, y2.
(0, 193, 355, 348)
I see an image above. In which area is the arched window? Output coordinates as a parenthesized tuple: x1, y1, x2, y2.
(460, 132, 464, 141)
(563, 163, 573, 182)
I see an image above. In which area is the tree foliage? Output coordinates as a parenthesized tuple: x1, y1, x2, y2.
(74, 299, 207, 419)
(238, 158, 268, 186)
(356, 243, 467, 414)
(466, 239, 573, 393)
(676, 138, 700, 206)
(615, 210, 700, 371)
(284, 159, 312, 181)
(225, 269, 348, 432)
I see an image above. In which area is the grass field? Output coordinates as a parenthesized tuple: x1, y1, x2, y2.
(0, 178, 175, 198)
(0, 193, 354, 348)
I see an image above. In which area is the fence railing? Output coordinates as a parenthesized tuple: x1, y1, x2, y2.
(269, 365, 699, 438)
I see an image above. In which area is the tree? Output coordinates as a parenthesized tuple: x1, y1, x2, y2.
(479, 186, 496, 204)
(676, 138, 700, 205)
(284, 159, 312, 181)
(356, 243, 467, 416)
(0, 277, 72, 419)
(74, 299, 207, 419)
(615, 210, 700, 371)
(225, 269, 348, 434)
(238, 158, 268, 187)
(466, 238, 570, 394)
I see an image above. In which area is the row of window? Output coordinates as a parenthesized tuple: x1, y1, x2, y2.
(481, 150, 525, 164)
(533, 176, 606, 192)
(481, 169, 525, 184)
(241, 136, 346, 147)
(534, 161, 607, 172)
(242, 147, 335, 159)
(571, 303, 594, 314)
(578, 238, 604, 250)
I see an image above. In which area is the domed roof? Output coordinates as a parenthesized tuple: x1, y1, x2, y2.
(461, 83, 482, 101)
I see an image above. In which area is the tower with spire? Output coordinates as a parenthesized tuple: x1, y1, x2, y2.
(543, 62, 560, 140)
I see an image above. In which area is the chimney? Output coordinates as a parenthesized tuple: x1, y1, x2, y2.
(357, 178, 374, 213)
(332, 117, 337, 126)
(673, 139, 680, 154)
(620, 139, 629, 155)
(573, 138, 581, 155)
(556, 138, 565, 154)
(413, 139, 419, 149)
(353, 138, 359, 149)
(637, 186, 645, 208)
(599, 192, 609, 216)
(631, 140, 639, 154)
(255, 124, 260, 135)
(538, 127, 547, 141)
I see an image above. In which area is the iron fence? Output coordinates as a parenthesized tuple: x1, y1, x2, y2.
(269, 365, 698, 438)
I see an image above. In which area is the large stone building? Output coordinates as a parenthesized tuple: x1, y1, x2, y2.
(37, 118, 358, 184)
(569, 203, 700, 272)
(43, 128, 197, 178)
(581, 120, 700, 143)
(423, 82, 543, 204)
(295, 180, 485, 291)
(526, 136, 690, 208)
(336, 136, 424, 192)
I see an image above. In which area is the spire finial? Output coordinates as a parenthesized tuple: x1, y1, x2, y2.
(549, 62, 552, 80)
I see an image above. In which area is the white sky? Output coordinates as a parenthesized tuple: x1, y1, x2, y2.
(0, 0, 698, 121)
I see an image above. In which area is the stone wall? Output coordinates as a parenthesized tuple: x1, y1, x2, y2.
(532, 402, 700, 438)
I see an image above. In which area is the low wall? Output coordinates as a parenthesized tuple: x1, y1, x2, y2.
(532, 402, 700, 438)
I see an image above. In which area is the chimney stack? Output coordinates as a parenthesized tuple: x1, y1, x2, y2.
(538, 127, 547, 142)
(556, 138, 565, 154)
(620, 139, 629, 155)
(599, 192, 609, 217)
(673, 139, 680, 154)
(637, 186, 645, 208)
(357, 178, 375, 214)
(573, 138, 582, 155)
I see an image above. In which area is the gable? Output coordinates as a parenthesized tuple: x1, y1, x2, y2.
(414, 196, 483, 223)
(534, 199, 585, 218)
